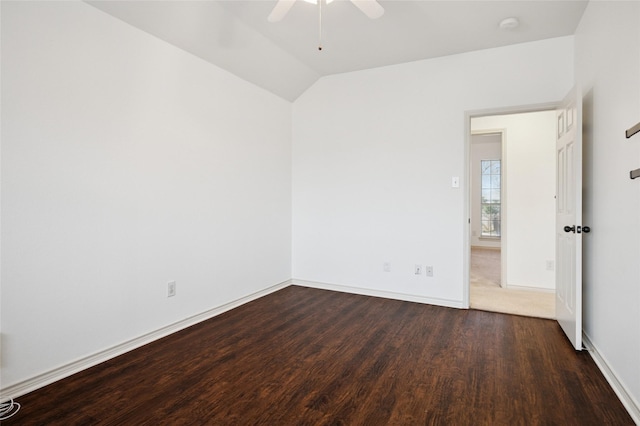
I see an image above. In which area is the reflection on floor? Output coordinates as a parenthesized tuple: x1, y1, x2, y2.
(470, 247, 555, 319)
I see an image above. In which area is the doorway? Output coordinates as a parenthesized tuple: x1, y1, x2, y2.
(467, 109, 557, 319)
(469, 131, 504, 284)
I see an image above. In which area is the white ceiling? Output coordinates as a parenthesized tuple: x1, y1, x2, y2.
(87, 0, 588, 101)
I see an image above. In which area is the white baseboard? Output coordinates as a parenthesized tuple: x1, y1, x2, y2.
(505, 284, 555, 293)
(292, 279, 465, 309)
(470, 245, 501, 250)
(1, 280, 292, 402)
(583, 333, 640, 424)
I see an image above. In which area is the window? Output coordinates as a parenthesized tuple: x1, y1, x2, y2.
(481, 159, 501, 238)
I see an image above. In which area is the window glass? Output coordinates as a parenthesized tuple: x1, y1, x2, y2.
(480, 160, 501, 238)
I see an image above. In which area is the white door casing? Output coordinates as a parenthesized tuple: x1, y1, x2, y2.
(556, 89, 583, 351)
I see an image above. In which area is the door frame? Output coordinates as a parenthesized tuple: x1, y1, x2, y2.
(462, 102, 559, 309)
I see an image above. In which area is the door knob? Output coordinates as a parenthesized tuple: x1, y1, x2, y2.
(582, 226, 591, 233)
(564, 225, 575, 233)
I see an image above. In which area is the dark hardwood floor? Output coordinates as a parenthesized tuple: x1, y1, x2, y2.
(8, 286, 633, 425)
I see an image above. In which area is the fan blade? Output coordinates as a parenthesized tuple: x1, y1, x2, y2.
(268, 0, 297, 23)
(350, 0, 384, 19)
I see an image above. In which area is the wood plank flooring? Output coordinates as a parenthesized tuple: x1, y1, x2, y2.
(9, 286, 633, 425)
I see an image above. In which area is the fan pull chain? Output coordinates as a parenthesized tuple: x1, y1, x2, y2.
(318, 0, 323, 51)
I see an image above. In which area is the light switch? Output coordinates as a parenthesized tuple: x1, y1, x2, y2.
(452, 177, 460, 188)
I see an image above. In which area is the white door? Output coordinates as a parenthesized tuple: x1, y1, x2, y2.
(556, 89, 583, 350)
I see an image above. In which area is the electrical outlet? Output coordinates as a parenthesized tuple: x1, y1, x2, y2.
(425, 266, 434, 277)
(414, 264, 422, 275)
(168, 281, 176, 297)
(383, 262, 391, 272)
(546, 261, 555, 271)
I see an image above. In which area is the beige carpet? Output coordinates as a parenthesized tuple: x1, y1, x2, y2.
(470, 247, 502, 287)
(470, 247, 555, 319)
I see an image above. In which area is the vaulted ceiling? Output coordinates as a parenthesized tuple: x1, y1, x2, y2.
(88, 1, 588, 101)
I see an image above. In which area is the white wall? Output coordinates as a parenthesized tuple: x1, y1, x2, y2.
(472, 111, 557, 291)
(292, 37, 574, 306)
(1, 1, 292, 389)
(470, 133, 502, 249)
(575, 0, 640, 416)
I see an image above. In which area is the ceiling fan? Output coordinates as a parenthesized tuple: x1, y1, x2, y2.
(268, 0, 385, 23)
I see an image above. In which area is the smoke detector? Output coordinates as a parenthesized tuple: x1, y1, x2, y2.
(499, 17, 520, 30)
